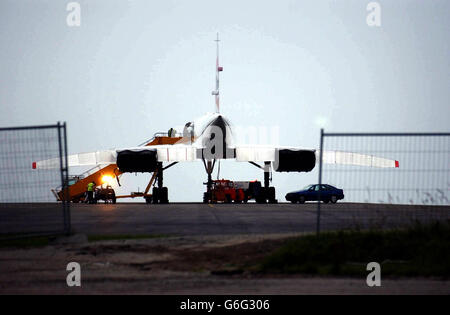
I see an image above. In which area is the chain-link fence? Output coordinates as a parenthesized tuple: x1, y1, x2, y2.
(317, 131, 450, 233)
(0, 123, 70, 238)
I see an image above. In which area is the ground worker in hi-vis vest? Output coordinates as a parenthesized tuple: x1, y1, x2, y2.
(86, 181, 95, 204)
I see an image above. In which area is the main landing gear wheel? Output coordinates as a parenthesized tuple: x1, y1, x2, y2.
(152, 187, 169, 204)
(267, 187, 277, 204)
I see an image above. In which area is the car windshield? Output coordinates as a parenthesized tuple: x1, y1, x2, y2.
(302, 185, 314, 190)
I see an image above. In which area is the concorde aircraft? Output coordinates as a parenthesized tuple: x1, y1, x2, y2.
(34, 34, 398, 203)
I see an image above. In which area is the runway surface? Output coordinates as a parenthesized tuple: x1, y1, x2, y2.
(1, 202, 449, 236)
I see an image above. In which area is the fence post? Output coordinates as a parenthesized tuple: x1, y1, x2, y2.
(317, 128, 324, 235)
(57, 122, 71, 235)
(63, 122, 71, 235)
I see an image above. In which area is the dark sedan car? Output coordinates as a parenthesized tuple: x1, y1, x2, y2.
(285, 184, 344, 204)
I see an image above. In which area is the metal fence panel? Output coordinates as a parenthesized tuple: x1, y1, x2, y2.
(0, 123, 70, 238)
(317, 131, 450, 233)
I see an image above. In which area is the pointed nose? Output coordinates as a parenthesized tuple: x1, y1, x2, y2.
(202, 115, 235, 159)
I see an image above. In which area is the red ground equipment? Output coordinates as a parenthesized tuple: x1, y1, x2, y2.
(204, 179, 245, 203)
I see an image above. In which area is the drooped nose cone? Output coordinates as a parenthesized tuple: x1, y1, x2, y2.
(201, 114, 235, 159)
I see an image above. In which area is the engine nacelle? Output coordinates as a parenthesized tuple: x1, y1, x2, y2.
(116, 150, 158, 173)
(274, 149, 316, 172)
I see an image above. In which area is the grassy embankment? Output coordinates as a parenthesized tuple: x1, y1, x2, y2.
(257, 222, 450, 277)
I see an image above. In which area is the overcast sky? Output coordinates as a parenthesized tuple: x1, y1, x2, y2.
(1, 0, 449, 201)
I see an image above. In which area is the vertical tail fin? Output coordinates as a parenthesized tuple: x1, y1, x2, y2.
(211, 33, 223, 113)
